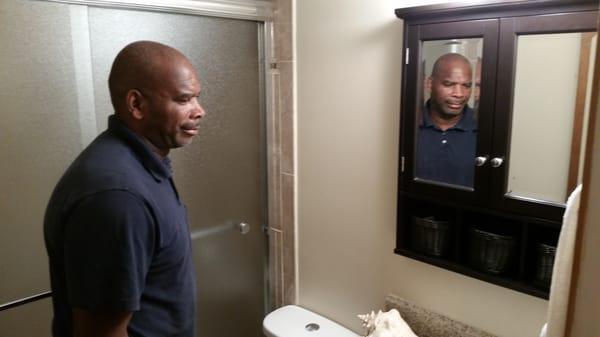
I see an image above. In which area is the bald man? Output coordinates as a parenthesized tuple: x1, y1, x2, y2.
(44, 41, 205, 337)
(416, 53, 477, 187)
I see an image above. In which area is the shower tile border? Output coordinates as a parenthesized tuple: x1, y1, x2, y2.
(268, 0, 296, 310)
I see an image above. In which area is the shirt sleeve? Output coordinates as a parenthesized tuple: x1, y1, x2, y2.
(63, 189, 155, 312)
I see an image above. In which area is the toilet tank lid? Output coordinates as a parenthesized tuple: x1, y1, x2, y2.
(263, 305, 359, 337)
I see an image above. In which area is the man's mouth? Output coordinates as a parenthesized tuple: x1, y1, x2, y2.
(447, 102, 464, 110)
(181, 122, 200, 136)
(182, 128, 198, 136)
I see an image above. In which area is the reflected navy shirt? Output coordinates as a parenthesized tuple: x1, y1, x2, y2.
(44, 115, 196, 337)
(416, 101, 477, 187)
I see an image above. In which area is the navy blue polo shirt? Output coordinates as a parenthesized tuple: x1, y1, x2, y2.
(415, 102, 477, 187)
(44, 115, 196, 337)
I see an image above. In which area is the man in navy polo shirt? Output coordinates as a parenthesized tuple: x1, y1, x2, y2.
(416, 53, 477, 187)
(44, 41, 205, 337)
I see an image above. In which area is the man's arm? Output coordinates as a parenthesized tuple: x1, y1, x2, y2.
(64, 191, 154, 336)
(72, 309, 133, 337)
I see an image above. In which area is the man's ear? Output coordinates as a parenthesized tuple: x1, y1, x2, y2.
(425, 76, 432, 93)
(126, 89, 145, 120)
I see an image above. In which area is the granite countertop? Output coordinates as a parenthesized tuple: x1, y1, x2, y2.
(385, 295, 498, 337)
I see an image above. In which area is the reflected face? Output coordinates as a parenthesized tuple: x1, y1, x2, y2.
(429, 60, 473, 118)
(142, 62, 205, 155)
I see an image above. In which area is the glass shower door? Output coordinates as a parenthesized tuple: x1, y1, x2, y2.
(0, 2, 267, 336)
(0, 1, 85, 335)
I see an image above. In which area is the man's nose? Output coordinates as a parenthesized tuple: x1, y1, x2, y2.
(191, 100, 206, 119)
(452, 85, 465, 97)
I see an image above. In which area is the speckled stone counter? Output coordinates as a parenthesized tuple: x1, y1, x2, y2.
(385, 295, 498, 337)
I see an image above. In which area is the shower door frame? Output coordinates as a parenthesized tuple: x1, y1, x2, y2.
(3, 0, 294, 319)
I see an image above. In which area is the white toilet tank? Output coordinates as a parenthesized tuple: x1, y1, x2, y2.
(263, 305, 359, 337)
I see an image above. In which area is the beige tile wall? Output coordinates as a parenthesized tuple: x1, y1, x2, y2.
(268, 0, 295, 310)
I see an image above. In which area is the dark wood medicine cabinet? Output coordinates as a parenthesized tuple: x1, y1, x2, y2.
(395, 0, 598, 299)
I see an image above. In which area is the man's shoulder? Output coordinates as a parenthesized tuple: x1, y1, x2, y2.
(79, 129, 134, 163)
(59, 131, 149, 196)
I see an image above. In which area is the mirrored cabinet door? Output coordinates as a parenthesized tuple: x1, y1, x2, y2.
(492, 11, 598, 219)
(402, 19, 498, 204)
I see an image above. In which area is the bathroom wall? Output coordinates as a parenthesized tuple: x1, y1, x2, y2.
(296, 1, 549, 336)
(296, 0, 400, 330)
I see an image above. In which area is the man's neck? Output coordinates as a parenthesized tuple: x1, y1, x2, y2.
(144, 139, 169, 159)
(115, 114, 170, 159)
(429, 109, 462, 131)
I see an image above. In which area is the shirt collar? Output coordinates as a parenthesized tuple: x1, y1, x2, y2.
(422, 100, 477, 132)
(108, 115, 172, 182)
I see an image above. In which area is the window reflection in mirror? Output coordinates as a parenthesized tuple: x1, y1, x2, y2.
(507, 32, 597, 204)
(415, 38, 483, 188)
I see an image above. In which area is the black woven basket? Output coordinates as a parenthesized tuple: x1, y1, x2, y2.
(410, 216, 450, 257)
(534, 243, 556, 287)
(469, 229, 516, 274)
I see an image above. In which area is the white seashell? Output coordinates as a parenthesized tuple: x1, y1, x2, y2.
(357, 309, 419, 337)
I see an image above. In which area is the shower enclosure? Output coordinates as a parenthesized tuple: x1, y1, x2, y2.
(0, 1, 272, 336)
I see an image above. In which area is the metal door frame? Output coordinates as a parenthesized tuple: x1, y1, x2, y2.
(38, 0, 273, 21)
(3, 0, 277, 317)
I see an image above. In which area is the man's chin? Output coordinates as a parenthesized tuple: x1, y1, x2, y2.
(442, 109, 463, 117)
(174, 138, 194, 148)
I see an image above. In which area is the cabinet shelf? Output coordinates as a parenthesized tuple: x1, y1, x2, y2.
(396, 194, 559, 299)
(400, 191, 563, 229)
(394, 248, 550, 299)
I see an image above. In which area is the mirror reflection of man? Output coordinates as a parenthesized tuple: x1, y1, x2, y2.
(416, 53, 477, 187)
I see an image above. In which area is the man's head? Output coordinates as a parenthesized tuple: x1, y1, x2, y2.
(108, 40, 205, 157)
(427, 53, 473, 119)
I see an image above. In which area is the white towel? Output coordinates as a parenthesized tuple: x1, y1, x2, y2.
(540, 184, 582, 337)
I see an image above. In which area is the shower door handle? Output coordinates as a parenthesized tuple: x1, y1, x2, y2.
(190, 221, 251, 240)
(237, 222, 251, 235)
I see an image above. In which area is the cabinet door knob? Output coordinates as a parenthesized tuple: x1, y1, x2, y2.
(475, 156, 488, 167)
(491, 157, 504, 168)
